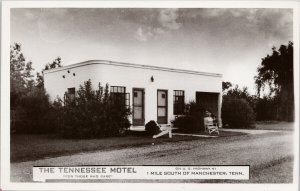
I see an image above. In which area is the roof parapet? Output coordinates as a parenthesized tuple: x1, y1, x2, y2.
(43, 60, 223, 77)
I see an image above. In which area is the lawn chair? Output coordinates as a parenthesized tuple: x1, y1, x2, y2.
(153, 123, 173, 139)
(204, 116, 219, 135)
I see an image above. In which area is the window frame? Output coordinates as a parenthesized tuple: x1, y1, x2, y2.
(110, 86, 129, 108)
(173, 90, 185, 115)
(64, 87, 76, 104)
(110, 86, 126, 93)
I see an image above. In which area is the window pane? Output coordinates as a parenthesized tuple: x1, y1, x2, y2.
(174, 104, 178, 114)
(173, 91, 184, 115)
(133, 91, 142, 106)
(158, 91, 166, 106)
(68, 88, 75, 94)
(133, 107, 142, 119)
(158, 108, 166, 117)
(111, 86, 126, 93)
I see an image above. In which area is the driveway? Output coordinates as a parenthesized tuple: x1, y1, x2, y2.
(219, 128, 280, 134)
(11, 130, 294, 183)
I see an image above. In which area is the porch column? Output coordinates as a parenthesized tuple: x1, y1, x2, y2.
(218, 93, 222, 128)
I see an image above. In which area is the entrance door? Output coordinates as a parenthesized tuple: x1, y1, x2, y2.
(133, 88, 145, 126)
(157, 90, 168, 124)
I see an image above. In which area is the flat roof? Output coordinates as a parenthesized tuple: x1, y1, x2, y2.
(43, 60, 222, 77)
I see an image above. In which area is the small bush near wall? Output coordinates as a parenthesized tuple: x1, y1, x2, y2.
(58, 80, 131, 138)
(145, 120, 161, 136)
(222, 97, 255, 129)
(172, 101, 206, 133)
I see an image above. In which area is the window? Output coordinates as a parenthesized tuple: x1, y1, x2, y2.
(173, 90, 185, 115)
(64, 87, 76, 104)
(110, 86, 126, 94)
(110, 86, 130, 108)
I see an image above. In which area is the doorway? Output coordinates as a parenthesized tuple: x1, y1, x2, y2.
(157, 90, 168, 124)
(196, 92, 219, 117)
(132, 88, 145, 126)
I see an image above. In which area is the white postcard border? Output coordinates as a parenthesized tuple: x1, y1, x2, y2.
(1, 1, 299, 191)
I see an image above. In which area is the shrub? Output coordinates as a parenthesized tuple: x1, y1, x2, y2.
(11, 88, 59, 134)
(172, 115, 197, 133)
(255, 96, 282, 121)
(222, 97, 255, 129)
(172, 101, 206, 133)
(59, 80, 131, 138)
(145, 120, 161, 136)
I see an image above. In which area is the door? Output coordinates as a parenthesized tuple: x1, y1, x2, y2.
(132, 88, 145, 126)
(157, 90, 168, 124)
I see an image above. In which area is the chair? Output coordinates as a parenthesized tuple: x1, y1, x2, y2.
(204, 117, 219, 135)
(153, 123, 173, 139)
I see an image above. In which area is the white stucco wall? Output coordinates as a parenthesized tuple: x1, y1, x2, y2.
(44, 60, 222, 126)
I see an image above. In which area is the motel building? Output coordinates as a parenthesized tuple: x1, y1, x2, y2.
(44, 60, 223, 130)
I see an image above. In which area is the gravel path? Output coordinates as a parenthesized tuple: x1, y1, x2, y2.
(11, 131, 293, 182)
(219, 128, 280, 134)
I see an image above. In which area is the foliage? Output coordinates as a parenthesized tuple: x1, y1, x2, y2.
(222, 97, 255, 129)
(255, 41, 294, 121)
(226, 85, 257, 111)
(10, 43, 35, 108)
(44, 57, 62, 71)
(11, 88, 59, 134)
(145, 120, 161, 136)
(59, 80, 131, 138)
(172, 101, 206, 133)
(36, 57, 62, 89)
(10, 43, 60, 134)
(222, 81, 232, 92)
(255, 96, 279, 121)
(172, 115, 198, 133)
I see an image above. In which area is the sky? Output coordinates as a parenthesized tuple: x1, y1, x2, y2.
(10, 8, 293, 94)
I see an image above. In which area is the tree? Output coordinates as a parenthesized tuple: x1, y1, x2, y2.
(255, 41, 294, 121)
(43, 57, 62, 71)
(10, 43, 35, 107)
(10, 43, 60, 133)
(36, 57, 62, 89)
(223, 83, 257, 112)
(222, 81, 232, 92)
(227, 85, 250, 99)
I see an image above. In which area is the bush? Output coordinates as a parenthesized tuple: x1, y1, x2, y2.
(11, 88, 59, 134)
(255, 96, 278, 121)
(59, 80, 131, 138)
(222, 97, 255, 129)
(172, 101, 206, 133)
(145, 120, 161, 136)
(172, 115, 197, 133)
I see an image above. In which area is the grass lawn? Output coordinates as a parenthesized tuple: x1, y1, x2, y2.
(10, 133, 190, 162)
(255, 121, 294, 131)
(11, 130, 244, 163)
